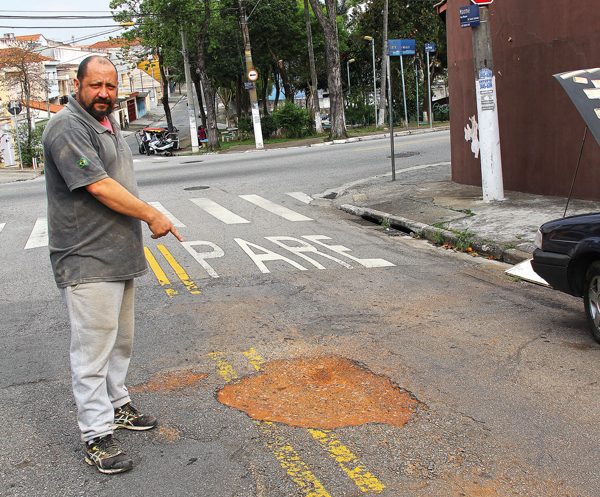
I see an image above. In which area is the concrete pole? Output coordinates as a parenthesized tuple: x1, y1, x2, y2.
(180, 28, 199, 153)
(377, 0, 389, 126)
(370, 38, 377, 126)
(472, 5, 504, 202)
(238, 0, 264, 150)
(387, 55, 395, 181)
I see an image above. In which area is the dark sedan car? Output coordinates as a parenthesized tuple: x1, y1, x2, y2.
(532, 213, 600, 343)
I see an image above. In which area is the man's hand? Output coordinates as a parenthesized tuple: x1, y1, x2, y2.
(148, 211, 184, 241)
(86, 178, 184, 242)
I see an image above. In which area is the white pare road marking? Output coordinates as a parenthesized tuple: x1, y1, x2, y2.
(25, 217, 48, 249)
(302, 235, 395, 268)
(190, 198, 250, 224)
(286, 192, 313, 204)
(240, 194, 313, 221)
(266, 236, 353, 270)
(148, 202, 186, 227)
(180, 241, 224, 278)
(0, 223, 5, 234)
(234, 238, 308, 274)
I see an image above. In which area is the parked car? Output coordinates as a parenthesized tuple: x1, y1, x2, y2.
(531, 213, 600, 342)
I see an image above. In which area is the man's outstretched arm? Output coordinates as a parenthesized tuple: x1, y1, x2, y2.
(85, 177, 183, 241)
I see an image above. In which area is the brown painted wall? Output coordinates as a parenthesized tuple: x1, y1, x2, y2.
(445, 0, 600, 200)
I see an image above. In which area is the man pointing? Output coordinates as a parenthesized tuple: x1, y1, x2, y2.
(43, 55, 182, 474)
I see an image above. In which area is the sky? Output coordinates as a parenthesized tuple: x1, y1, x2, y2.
(2, 0, 125, 45)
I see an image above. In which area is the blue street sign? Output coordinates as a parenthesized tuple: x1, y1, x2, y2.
(425, 42, 437, 53)
(388, 39, 416, 56)
(459, 4, 480, 28)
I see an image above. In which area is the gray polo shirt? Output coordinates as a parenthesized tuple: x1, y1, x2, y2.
(43, 96, 147, 288)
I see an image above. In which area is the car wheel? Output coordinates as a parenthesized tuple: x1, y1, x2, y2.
(583, 261, 600, 343)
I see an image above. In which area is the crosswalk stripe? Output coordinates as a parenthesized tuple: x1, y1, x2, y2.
(190, 198, 250, 224)
(25, 217, 48, 249)
(240, 194, 313, 221)
(148, 202, 186, 227)
(286, 192, 313, 204)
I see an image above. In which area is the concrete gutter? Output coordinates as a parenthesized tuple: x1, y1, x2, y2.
(339, 203, 532, 265)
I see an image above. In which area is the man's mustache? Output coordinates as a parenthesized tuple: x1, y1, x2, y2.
(93, 98, 112, 105)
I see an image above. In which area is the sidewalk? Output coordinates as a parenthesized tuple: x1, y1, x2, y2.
(327, 167, 600, 264)
(0, 167, 43, 184)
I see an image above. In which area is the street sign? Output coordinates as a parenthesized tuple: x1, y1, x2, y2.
(388, 39, 416, 56)
(460, 4, 480, 28)
(244, 82, 254, 90)
(425, 42, 437, 53)
(247, 69, 259, 82)
(7, 101, 22, 116)
(471, 0, 493, 4)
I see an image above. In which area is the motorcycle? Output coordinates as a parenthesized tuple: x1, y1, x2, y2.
(136, 127, 179, 157)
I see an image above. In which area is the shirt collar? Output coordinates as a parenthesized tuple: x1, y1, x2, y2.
(66, 95, 117, 135)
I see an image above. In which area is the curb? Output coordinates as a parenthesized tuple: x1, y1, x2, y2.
(339, 204, 531, 265)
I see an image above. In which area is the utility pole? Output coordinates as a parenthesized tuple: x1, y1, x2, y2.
(304, 0, 323, 133)
(180, 27, 199, 153)
(238, 0, 264, 150)
(471, 4, 504, 201)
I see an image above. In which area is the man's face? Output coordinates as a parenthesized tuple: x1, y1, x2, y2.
(74, 60, 118, 121)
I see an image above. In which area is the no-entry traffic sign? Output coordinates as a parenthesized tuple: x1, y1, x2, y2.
(471, 0, 493, 4)
(248, 69, 259, 82)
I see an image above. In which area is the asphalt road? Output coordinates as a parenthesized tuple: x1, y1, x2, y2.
(1, 132, 599, 497)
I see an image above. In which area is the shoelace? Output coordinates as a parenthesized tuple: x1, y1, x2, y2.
(92, 435, 119, 456)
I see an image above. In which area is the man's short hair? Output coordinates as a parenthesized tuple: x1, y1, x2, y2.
(77, 56, 117, 81)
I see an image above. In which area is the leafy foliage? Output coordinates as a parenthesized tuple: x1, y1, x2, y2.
(272, 102, 311, 138)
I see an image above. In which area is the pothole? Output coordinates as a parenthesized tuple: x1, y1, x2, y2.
(184, 185, 210, 191)
(130, 367, 207, 393)
(217, 355, 420, 429)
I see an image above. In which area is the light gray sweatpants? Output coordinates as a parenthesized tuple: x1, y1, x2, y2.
(61, 280, 134, 442)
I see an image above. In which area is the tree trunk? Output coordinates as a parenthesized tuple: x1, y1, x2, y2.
(157, 50, 174, 131)
(196, 0, 219, 150)
(273, 66, 281, 110)
(378, 0, 389, 127)
(260, 70, 269, 115)
(308, 0, 347, 139)
(192, 72, 207, 127)
(304, 0, 322, 133)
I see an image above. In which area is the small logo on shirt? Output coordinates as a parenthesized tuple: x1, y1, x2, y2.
(78, 156, 90, 168)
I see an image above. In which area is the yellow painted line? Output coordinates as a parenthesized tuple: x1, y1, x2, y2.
(157, 244, 201, 295)
(144, 246, 178, 297)
(308, 429, 385, 494)
(208, 352, 239, 383)
(257, 422, 332, 497)
(358, 134, 449, 152)
(242, 347, 385, 494)
(208, 352, 331, 497)
(243, 347, 266, 371)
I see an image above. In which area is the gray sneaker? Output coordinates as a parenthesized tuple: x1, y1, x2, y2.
(113, 402, 158, 431)
(84, 434, 133, 474)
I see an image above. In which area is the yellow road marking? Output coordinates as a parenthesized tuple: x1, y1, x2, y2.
(157, 244, 201, 295)
(208, 352, 239, 383)
(257, 422, 332, 497)
(243, 347, 266, 371)
(209, 352, 331, 497)
(144, 247, 178, 297)
(242, 347, 385, 494)
(308, 429, 385, 494)
(358, 134, 449, 152)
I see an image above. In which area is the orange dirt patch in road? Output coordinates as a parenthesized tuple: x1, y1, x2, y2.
(157, 426, 181, 443)
(217, 356, 418, 429)
(130, 368, 207, 393)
